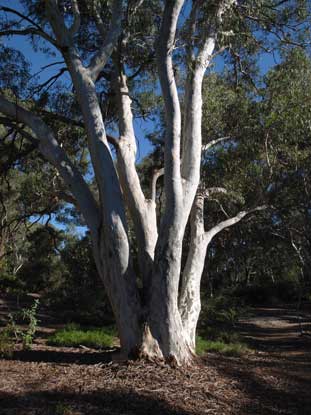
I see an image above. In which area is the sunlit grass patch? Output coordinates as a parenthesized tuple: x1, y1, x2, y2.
(196, 335, 249, 356)
(48, 324, 117, 349)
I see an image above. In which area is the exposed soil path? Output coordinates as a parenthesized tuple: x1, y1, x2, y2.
(0, 302, 310, 414)
(209, 305, 311, 414)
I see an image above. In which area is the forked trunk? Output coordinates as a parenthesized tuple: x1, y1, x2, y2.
(0, 0, 241, 367)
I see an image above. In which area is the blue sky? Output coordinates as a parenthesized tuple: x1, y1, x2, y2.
(1, 0, 280, 149)
(1, 0, 280, 235)
(1, 0, 155, 158)
(0, 0, 158, 234)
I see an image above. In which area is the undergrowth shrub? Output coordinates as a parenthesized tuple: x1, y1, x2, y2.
(0, 327, 14, 357)
(8, 299, 40, 350)
(200, 294, 248, 328)
(197, 293, 250, 355)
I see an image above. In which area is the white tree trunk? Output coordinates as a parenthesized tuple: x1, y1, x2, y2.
(45, 2, 147, 355)
(113, 64, 158, 301)
(179, 195, 210, 352)
(146, 0, 194, 364)
(0, 0, 241, 365)
(180, 194, 266, 351)
(0, 94, 143, 355)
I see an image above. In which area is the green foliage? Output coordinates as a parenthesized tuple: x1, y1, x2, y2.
(201, 326, 243, 344)
(197, 294, 250, 356)
(200, 49, 311, 307)
(0, 327, 14, 358)
(1, 226, 113, 327)
(0, 45, 31, 93)
(263, 49, 311, 179)
(47, 234, 113, 325)
(54, 403, 75, 415)
(196, 336, 249, 357)
(0, 299, 40, 356)
(47, 324, 116, 349)
(234, 278, 301, 305)
(8, 299, 40, 350)
(17, 227, 65, 293)
(200, 295, 248, 327)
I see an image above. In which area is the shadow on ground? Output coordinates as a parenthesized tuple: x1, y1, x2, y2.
(205, 354, 311, 415)
(237, 306, 311, 352)
(0, 389, 192, 415)
(1, 305, 311, 415)
(5, 348, 120, 365)
(200, 306, 311, 414)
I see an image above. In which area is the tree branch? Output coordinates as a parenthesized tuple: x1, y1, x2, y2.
(179, 198, 266, 348)
(0, 95, 100, 235)
(69, 0, 81, 37)
(46, 0, 71, 47)
(0, 117, 38, 144)
(206, 205, 267, 240)
(113, 59, 158, 284)
(0, 28, 58, 47)
(0, 6, 58, 46)
(88, 0, 124, 81)
(156, 0, 184, 215)
(54, 190, 77, 205)
(32, 67, 67, 95)
(200, 187, 228, 198)
(202, 136, 231, 152)
(181, 1, 236, 196)
(36, 109, 119, 149)
(151, 168, 164, 203)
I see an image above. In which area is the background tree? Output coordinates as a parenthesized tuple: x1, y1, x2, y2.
(198, 48, 311, 311)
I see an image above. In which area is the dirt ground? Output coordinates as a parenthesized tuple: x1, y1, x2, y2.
(0, 302, 311, 415)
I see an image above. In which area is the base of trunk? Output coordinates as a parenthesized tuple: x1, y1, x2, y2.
(137, 324, 164, 360)
(119, 323, 194, 366)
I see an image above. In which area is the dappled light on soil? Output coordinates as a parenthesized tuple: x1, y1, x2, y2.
(0, 306, 310, 414)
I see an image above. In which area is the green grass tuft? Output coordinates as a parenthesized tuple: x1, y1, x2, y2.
(196, 335, 249, 356)
(0, 329, 14, 358)
(48, 323, 249, 356)
(47, 324, 117, 349)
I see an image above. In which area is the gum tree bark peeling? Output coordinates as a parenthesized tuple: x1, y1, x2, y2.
(0, 0, 266, 364)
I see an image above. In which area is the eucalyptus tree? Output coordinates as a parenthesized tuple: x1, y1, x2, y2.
(0, 0, 308, 364)
(260, 49, 311, 295)
(200, 49, 311, 305)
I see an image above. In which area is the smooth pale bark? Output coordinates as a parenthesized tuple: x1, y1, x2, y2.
(149, 1, 234, 363)
(149, 0, 238, 364)
(175, 0, 238, 355)
(181, 0, 236, 212)
(179, 195, 210, 352)
(113, 65, 158, 300)
(180, 194, 266, 351)
(0, 93, 142, 354)
(0, 0, 243, 364)
(46, 0, 144, 355)
(88, 0, 123, 81)
(151, 168, 164, 203)
(149, 0, 193, 364)
(182, 39, 215, 192)
(66, 72, 142, 354)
